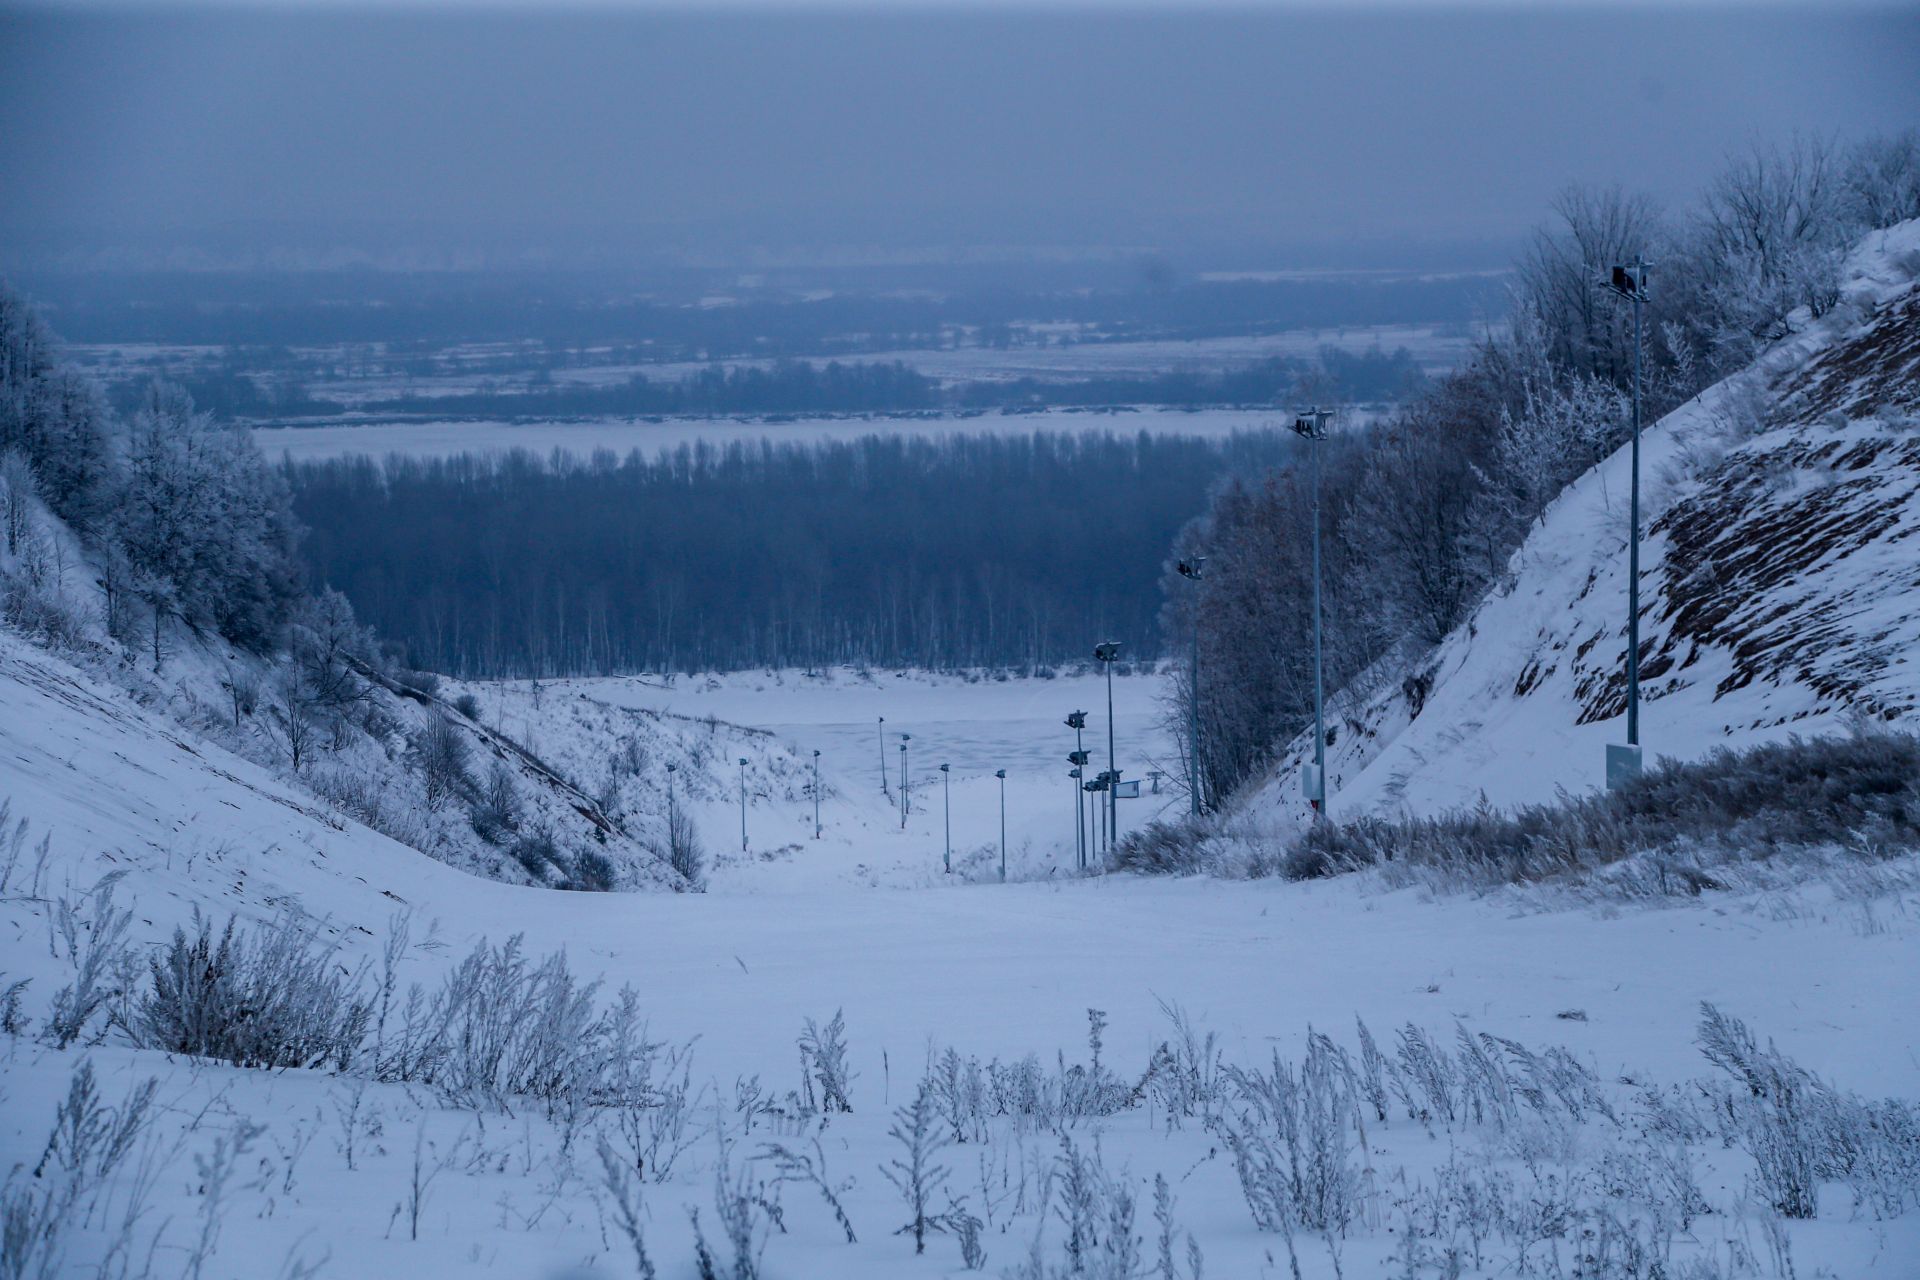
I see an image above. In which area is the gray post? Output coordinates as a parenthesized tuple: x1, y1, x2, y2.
(812, 749, 821, 840)
(940, 762, 951, 873)
(666, 762, 677, 842)
(995, 768, 1007, 882)
(738, 756, 749, 852)
(1311, 426, 1325, 820)
(1627, 262, 1644, 750)
(878, 716, 889, 798)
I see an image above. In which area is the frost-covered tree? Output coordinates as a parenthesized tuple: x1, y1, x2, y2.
(114, 381, 302, 650)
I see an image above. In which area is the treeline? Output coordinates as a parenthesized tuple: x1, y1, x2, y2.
(1, 289, 304, 656)
(368, 359, 941, 418)
(287, 431, 1304, 676)
(28, 268, 1500, 351)
(1169, 132, 1920, 810)
(356, 346, 1426, 422)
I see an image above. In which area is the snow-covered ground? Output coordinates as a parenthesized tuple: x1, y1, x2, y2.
(3, 633, 1917, 1278)
(449, 666, 1187, 891)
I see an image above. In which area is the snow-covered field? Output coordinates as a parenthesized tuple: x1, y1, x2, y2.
(250, 405, 1316, 465)
(451, 667, 1186, 891)
(3, 636, 1917, 1278)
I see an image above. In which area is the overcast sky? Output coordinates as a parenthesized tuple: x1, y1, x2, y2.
(3, 3, 1916, 268)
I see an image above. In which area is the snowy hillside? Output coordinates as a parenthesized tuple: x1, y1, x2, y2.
(1247, 220, 1920, 828)
(3, 620, 1917, 1278)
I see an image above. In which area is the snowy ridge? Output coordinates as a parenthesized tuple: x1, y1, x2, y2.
(1247, 220, 1920, 827)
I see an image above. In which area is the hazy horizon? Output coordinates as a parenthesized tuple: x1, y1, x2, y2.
(5, 3, 1918, 273)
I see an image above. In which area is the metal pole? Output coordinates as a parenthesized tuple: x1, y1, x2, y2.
(899, 740, 910, 829)
(878, 716, 888, 797)
(1074, 722, 1086, 869)
(1310, 427, 1326, 821)
(666, 762, 677, 844)
(940, 763, 951, 873)
(996, 769, 1007, 882)
(1104, 652, 1118, 852)
(812, 749, 821, 840)
(1628, 262, 1643, 750)
(738, 757, 749, 852)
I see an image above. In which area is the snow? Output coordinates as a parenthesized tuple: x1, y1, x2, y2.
(4, 228, 1918, 1279)
(3, 627, 1918, 1277)
(1245, 219, 1920, 832)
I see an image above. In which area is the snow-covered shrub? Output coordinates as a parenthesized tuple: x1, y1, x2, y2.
(41, 875, 136, 1050)
(132, 912, 372, 1071)
(1697, 1003, 1920, 1221)
(797, 1009, 855, 1114)
(382, 933, 618, 1110)
(1146, 1000, 1222, 1129)
(1110, 817, 1211, 876)
(3, 1062, 160, 1280)
(1213, 1037, 1364, 1235)
(1007, 1135, 1160, 1280)
(881, 1078, 953, 1255)
(1275, 731, 1920, 892)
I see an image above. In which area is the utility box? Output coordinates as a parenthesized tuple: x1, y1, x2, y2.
(1301, 763, 1325, 803)
(1606, 743, 1643, 790)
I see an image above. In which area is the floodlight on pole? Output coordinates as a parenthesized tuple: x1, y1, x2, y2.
(877, 716, 889, 798)
(738, 757, 750, 852)
(940, 762, 951, 873)
(1093, 642, 1121, 857)
(1292, 408, 1334, 819)
(665, 761, 677, 844)
(1066, 711, 1088, 869)
(1176, 556, 1207, 815)
(995, 768, 1008, 883)
(811, 749, 821, 840)
(1601, 259, 1652, 790)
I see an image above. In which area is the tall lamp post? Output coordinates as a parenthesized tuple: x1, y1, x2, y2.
(1066, 710, 1088, 869)
(811, 749, 821, 840)
(939, 762, 951, 873)
(1602, 260, 1651, 789)
(666, 761, 678, 846)
(1093, 642, 1121, 847)
(995, 768, 1007, 883)
(1068, 766, 1083, 865)
(1292, 409, 1333, 819)
(1176, 557, 1206, 815)
(900, 733, 912, 827)
(737, 756, 750, 852)
(877, 716, 889, 798)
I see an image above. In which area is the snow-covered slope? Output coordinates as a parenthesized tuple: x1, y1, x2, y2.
(1248, 220, 1920, 827)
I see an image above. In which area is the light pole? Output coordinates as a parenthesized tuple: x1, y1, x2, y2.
(1292, 409, 1333, 819)
(1176, 557, 1206, 815)
(1093, 642, 1121, 847)
(1066, 710, 1088, 869)
(1602, 260, 1651, 789)
(1068, 766, 1083, 866)
(666, 761, 678, 846)
(811, 749, 821, 840)
(878, 716, 889, 798)
(995, 768, 1007, 883)
(900, 733, 912, 827)
(939, 762, 951, 873)
(737, 756, 749, 852)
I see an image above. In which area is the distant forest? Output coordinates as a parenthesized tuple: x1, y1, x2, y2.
(288, 430, 1303, 675)
(343, 346, 1424, 422)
